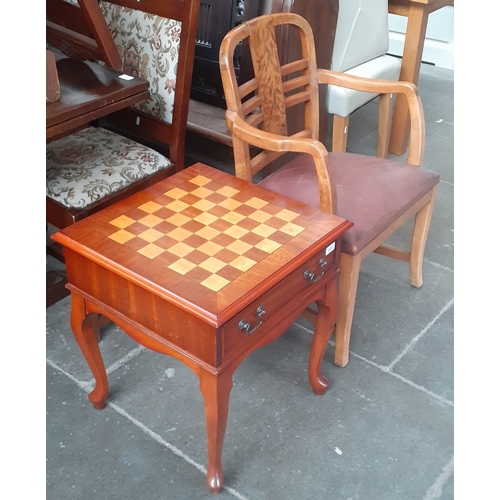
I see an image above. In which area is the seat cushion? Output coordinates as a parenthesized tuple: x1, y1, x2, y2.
(258, 153, 440, 256)
(46, 127, 173, 209)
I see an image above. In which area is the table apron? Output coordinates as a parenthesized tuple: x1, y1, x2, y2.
(46, 90, 150, 141)
(63, 245, 340, 370)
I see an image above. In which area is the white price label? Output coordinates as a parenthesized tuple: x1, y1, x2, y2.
(325, 241, 336, 255)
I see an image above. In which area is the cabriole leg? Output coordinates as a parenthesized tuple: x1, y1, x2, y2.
(70, 293, 109, 410)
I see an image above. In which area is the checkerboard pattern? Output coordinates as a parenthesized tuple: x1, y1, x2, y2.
(105, 174, 306, 291)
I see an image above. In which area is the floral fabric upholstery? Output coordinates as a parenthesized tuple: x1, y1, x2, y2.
(46, 127, 173, 209)
(100, 1, 181, 125)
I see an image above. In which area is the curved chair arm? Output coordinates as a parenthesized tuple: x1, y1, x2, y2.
(318, 69, 425, 166)
(226, 110, 337, 213)
(227, 110, 328, 157)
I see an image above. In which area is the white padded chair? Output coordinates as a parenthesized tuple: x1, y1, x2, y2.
(327, 0, 401, 156)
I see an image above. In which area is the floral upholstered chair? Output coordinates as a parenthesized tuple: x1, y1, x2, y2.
(46, 0, 199, 229)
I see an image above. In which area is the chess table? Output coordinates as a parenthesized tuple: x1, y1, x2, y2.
(52, 163, 352, 493)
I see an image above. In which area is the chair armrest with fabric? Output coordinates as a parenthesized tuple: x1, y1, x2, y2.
(318, 69, 425, 166)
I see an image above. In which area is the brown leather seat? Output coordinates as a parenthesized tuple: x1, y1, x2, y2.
(260, 152, 439, 256)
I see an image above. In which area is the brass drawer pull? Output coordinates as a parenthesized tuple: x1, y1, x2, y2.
(303, 258, 327, 283)
(238, 305, 266, 335)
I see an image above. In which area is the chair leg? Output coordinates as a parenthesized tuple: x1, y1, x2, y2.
(377, 93, 393, 159)
(409, 186, 438, 287)
(334, 252, 362, 367)
(332, 115, 349, 152)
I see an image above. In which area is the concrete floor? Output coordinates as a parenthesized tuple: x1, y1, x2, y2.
(46, 62, 454, 499)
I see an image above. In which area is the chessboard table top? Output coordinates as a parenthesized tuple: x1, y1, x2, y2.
(53, 163, 351, 322)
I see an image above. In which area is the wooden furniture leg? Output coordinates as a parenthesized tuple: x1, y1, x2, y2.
(410, 186, 438, 287)
(199, 369, 234, 495)
(334, 253, 362, 367)
(308, 279, 338, 394)
(377, 93, 393, 159)
(70, 293, 109, 410)
(332, 114, 349, 152)
(388, 2, 429, 155)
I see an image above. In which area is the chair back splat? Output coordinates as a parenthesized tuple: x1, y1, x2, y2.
(219, 13, 440, 367)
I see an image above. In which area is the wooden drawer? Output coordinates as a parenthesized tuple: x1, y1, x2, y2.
(222, 240, 339, 356)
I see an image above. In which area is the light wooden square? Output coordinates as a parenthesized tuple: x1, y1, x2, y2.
(168, 241, 195, 258)
(138, 243, 165, 259)
(189, 175, 212, 187)
(165, 187, 189, 199)
(198, 241, 224, 256)
(138, 201, 164, 214)
(201, 274, 230, 292)
(138, 228, 164, 243)
(224, 225, 249, 239)
(166, 200, 190, 213)
(252, 224, 277, 238)
(109, 229, 135, 244)
(280, 222, 305, 236)
(199, 257, 226, 273)
(216, 186, 239, 198)
(255, 238, 281, 253)
(246, 197, 268, 209)
(229, 255, 256, 272)
(138, 213, 163, 228)
(275, 209, 300, 222)
(109, 215, 135, 229)
(168, 258, 197, 275)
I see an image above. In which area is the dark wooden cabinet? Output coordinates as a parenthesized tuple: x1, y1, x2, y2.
(190, 0, 264, 107)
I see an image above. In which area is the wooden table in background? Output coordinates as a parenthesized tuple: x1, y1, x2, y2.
(388, 0, 453, 156)
(46, 50, 149, 142)
(52, 163, 352, 493)
(46, 49, 149, 307)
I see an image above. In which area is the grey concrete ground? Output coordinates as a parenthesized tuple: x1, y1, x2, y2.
(46, 63, 454, 499)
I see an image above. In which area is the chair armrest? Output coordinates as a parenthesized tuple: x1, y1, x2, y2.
(318, 68, 417, 95)
(226, 110, 336, 213)
(318, 69, 425, 166)
(226, 110, 328, 158)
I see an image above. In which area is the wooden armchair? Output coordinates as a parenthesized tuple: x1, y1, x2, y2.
(219, 13, 440, 367)
(46, 0, 199, 307)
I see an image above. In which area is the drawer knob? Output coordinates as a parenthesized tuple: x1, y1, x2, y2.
(238, 305, 265, 335)
(303, 258, 327, 283)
